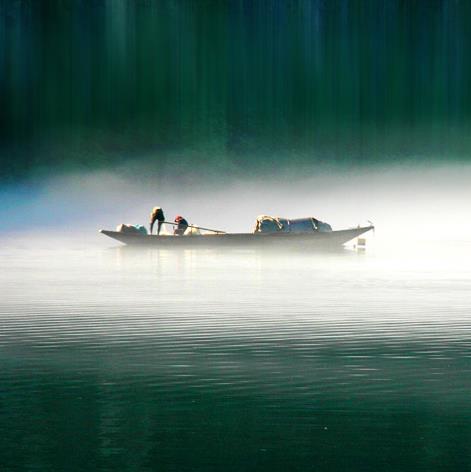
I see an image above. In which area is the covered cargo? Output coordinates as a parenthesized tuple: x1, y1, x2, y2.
(253, 215, 284, 233)
(116, 224, 148, 235)
(254, 215, 332, 234)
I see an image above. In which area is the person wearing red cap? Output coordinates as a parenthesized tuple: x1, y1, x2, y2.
(174, 215, 189, 236)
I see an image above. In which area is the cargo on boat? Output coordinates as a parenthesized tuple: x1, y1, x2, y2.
(100, 214, 374, 249)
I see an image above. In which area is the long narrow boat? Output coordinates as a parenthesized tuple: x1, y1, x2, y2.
(100, 225, 373, 248)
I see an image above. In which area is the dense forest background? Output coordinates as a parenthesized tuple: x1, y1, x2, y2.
(1, 0, 470, 180)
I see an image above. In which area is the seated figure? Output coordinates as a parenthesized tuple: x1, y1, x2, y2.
(174, 215, 189, 236)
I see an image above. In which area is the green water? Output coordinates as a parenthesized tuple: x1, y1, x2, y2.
(1, 240, 471, 471)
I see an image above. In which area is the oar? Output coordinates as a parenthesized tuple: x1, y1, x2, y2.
(161, 221, 226, 234)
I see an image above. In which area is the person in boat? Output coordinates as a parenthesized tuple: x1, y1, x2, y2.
(150, 207, 165, 235)
(174, 215, 189, 236)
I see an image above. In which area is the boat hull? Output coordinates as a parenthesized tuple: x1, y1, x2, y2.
(100, 226, 374, 248)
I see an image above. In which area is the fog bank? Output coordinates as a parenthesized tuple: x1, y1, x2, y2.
(1, 164, 470, 248)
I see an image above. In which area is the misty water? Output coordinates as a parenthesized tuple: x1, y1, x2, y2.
(1, 168, 471, 471)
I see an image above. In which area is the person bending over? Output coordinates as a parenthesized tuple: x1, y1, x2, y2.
(150, 207, 165, 235)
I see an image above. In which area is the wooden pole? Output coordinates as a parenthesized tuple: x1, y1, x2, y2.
(161, 221, 226, 234)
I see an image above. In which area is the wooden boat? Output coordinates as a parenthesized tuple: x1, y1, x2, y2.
(100, 225, 374, 248)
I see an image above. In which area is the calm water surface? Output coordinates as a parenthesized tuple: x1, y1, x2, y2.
(1, 236, 470, 471)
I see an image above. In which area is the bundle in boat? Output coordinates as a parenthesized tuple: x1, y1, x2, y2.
(254, 216, 332, 233)
(116, 224, 148, 235)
